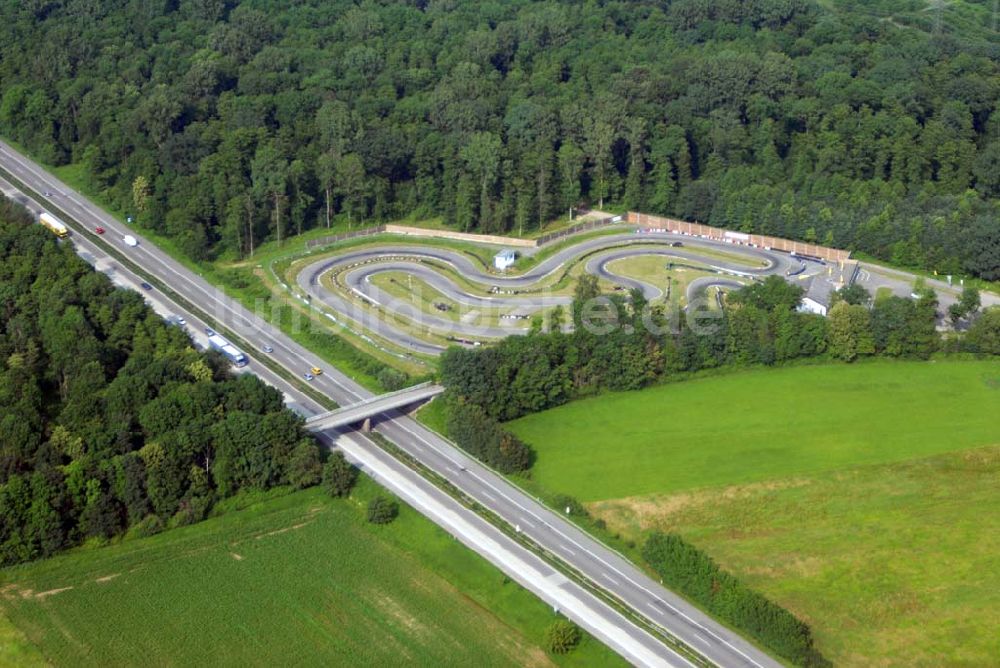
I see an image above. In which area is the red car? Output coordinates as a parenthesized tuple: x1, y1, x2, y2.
(94, 226, 105, 235)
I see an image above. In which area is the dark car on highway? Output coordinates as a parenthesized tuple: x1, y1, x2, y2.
(140, 282, 153, 290)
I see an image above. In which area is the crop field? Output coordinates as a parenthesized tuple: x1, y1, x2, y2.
(0, 480, 622, 668)
(590, 446, 1000, 667)
(507, 360, 1000, 501)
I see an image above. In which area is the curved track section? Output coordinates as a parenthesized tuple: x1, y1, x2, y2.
(295, 230, 815, 354)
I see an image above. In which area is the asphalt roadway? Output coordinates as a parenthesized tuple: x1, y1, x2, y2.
(0, 140, 783, 667)
(297, 217, 1000, 355)
(296, 235, 815, 353)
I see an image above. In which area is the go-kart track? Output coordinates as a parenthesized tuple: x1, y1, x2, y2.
(294, 228, 846, 355)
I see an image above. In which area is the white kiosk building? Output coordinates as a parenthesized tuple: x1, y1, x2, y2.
(494, 249, 517, 270)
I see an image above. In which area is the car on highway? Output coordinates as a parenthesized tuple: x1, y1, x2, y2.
(205, 327, 215, 336)
(122, 234, 138, 247)
(94, 226, 105, 235)
(670, 241, 683, 247)
(175, 316, 186, 325)
(261, 344, 274, 353)
(310, 366, 323, 376)
(140, 282, 153, 291)
(303, 372, 314, 381)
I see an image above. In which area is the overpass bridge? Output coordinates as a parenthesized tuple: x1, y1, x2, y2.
(304, 381, 444, 432)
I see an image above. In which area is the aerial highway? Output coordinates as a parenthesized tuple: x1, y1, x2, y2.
(0, 138, 784, 668)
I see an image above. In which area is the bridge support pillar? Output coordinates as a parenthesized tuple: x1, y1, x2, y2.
(362, 417, 372, 433)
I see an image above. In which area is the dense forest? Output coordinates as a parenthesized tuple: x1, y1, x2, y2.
(0, 202, 325, 565)
(0, 1, 998, 277)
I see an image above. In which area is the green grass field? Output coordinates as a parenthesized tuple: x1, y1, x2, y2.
(0, 479, 623, 668)
(508, 360, 1000, 501)
(0, 610, 46, 667)
(507, 359, 1000, 666)
(590, 446, 1000, 667)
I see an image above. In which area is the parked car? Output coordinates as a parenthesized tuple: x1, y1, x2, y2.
(94, 226, 105, 235)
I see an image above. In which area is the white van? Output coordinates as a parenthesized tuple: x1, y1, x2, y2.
(122, 234, 138, 247)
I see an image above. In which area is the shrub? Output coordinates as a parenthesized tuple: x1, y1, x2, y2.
(376, 367, 409, 392)
(168, 496, 212, 528)
(287, 440, 323, 490)
(965, 307, 1000, 354)
(322, 451, 357, 498)
(552, 494, 588, 518)
(367, 496, 399, 524)
(544, 619, 581, 654)
(125, 514, 163, 539)
(445, 401, 533, 473)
